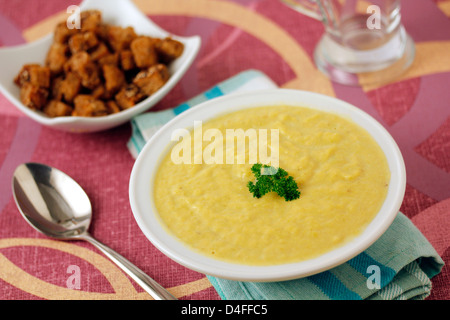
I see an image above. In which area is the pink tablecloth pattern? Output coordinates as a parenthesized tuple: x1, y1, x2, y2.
(0, 0, 449, 300)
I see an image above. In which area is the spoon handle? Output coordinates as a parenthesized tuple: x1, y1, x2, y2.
(80, 233, 177, 300)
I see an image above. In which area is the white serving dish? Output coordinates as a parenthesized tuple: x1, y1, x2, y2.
(0, 0, 200, 132)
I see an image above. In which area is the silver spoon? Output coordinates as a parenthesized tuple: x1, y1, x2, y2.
(11, 162, 176, 300)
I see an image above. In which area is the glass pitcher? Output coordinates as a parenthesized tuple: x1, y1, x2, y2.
(282, 0, 415, 86)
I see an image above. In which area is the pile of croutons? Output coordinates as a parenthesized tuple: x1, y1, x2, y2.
(14, 10, 184, 117)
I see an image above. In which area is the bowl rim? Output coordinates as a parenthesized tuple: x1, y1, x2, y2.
(129, 88, 406, 282)
(0, 0, 201, 132)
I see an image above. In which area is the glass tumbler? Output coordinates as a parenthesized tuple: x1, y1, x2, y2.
(282, 0, 415, 86)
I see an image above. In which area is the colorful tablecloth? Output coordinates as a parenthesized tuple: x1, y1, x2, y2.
(0, 0, 448, 300)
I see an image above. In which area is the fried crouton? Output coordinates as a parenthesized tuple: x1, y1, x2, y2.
(53, 22, 79, 44)
(29, 65, 51, 88)
(50, 76, 64, 100)
(68, 31, 99, 54)
(20, 83, 49, 110)
(60, 72, 82, 103)
(132, 64, 169, 96)
(106, 100, 120, 114)
(43, 100, 73, 117)
(15, 64, 51, 88)
(156, 37, 184, 63)
(102, 64, 126, 95)
(89, 41, 110, 61)
(115, 84, 144, 110)
(97, 52, 119, 68)
(65, 51, 101, 89)
(120, 50, 136, 71)
(107, 25, 137, 52)
(46, 43, 69, 75)
(91, 84, 106, 99)
(80, 10, 102, 32)
(130, 36, 158, 68)
(73, 94, 108, 117)
(14, 64, 39, 87)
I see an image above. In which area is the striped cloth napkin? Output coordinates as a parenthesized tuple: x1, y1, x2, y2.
(127, 70, 444, 300)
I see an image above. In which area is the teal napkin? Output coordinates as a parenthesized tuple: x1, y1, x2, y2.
(128, 70, 444, 300)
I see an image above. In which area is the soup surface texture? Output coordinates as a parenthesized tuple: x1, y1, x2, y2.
(153, 106, 390, 265)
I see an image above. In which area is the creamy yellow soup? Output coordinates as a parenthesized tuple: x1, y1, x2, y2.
(153, 106, 390, 265)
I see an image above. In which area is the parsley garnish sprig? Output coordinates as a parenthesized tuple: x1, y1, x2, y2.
(247, 163, 300, 201)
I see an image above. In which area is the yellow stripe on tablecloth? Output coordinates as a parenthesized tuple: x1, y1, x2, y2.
(361, 41, 450, 91)
(438, 0, 450, 17)
(22, 11, 68, 42)
(0, 238, 211, 299)
(0, 238, 139, 299)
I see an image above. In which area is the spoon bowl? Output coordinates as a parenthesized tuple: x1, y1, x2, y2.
(12, 163, 92, 239)
(12, 162, 176, 300)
